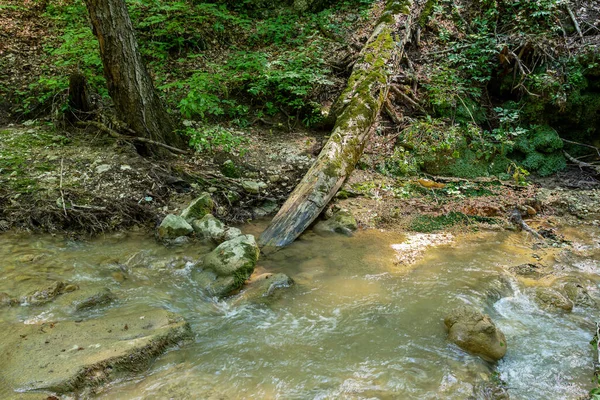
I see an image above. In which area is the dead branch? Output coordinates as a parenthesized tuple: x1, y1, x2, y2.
(564, 151, 600, 174)
(509, 208, 543, 239)
(76, 121, 190, 155)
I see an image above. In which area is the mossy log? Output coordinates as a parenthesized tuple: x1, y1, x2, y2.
(259, 0, 416, 248)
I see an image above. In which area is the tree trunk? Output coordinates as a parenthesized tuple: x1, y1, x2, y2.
(84, 0, 182, 155)
(259, 0, 416, 248)
(67, 72, 93, 123)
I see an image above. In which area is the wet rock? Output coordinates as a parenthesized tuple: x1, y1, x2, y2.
(508, 263, 548, 280)
(534, 287, 574, 312)
(561, 279, 596, 307)
(235, 273, 294, 305)
(0, 308, 191, 394)
(191, 214, 226, 242)
(72, 288, 116, 311)
(253, 200, 278, 218)
(21, 281, 76, 306)
(157, 214, 193, 240)
(223, 227, 243, 241)
(0, 292, 17, 307)
(444, 306, 507, 362)
(314, 209, 357, 236)
(195, 235, 260, 296)
(180, 193, 214, 222)
(242, 180, 267, 194)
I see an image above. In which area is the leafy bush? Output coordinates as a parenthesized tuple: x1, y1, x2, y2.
(184, 125, 249, 155)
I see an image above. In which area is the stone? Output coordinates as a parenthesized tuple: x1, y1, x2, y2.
(234, 273, 293, 305)
(95, 164, 111, 174)
(314, 209, 358, 236)
(534, 287, 574, 312)
(253, 200, 279, 218)
(242, 180, 267, 194)
(223, 227, 243, 241)
(0, 292, 16, 307)
(72, 288, 116, 311)
(561, 280, 596, 307)
(508, 263, 548, 280)
(444, 306, 507, 362)
(0, 308, 191, 394)
(21, 281, 74, 306)
(157, 214, 193, 240)
(180, 193, 214, 222)
(196, 235, 260, 296)
(268, 174, 281, 183)
(191, 214, 226, 242)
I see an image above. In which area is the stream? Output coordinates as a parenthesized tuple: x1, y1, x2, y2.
(1, 224, 599, 399)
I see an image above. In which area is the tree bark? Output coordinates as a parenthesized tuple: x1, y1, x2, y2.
(259, 0, 415, 248)
(67, 72, 93, 123)
(84, 0, 182, 155)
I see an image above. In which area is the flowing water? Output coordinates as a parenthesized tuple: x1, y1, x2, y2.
(1, 224, 599, 399)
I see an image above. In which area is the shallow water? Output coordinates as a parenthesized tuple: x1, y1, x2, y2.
(1, 225, 599, 399)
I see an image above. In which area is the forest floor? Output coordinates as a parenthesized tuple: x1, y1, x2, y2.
(1, 121, 599, 239)
(1, 0, 599, 238)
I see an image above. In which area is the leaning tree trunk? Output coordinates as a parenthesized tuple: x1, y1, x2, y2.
(259, 0, 416, 248)
(84, 0, 182, 154)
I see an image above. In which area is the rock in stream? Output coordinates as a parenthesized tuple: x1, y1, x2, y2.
(0, 307, 191, 395)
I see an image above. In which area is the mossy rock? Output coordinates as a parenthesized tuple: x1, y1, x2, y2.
(180, 193, 214, 222)
(198, 234, 260, 295)
(157, 214, 193, 240)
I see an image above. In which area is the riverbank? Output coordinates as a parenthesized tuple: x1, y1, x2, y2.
(1, 122, 599, 240)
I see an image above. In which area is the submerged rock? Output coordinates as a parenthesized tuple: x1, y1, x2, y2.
(0, 308, 191, 394)
(444, 306, 507, 362)
(20, 281, 77, 306)
(191, 214, 226, 242)
(534, 287, 574, 312)
(561, 279, 596, 307)
(0, 292, 17, 307)
(72, 288, 116, 311)
(157, 214, 193, 240)
(235, 273, 294, 304)
(195, 234, 260, 296)
(314, 209, 357, 236)
(508, 263, 548, 280)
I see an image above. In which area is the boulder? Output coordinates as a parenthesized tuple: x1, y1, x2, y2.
(234, 273, 294, 305)
(223, 227, 243, 241)
(191, 214, 226, 242)
(534, 287, 574, 312)
(195, 235, 260, 296)
(314, 209, 357, 236)
(444, 306, 507, 362)
(157, 214, 193, 240)
(0, 308, 191, 394)
(180, 193, 214, 222)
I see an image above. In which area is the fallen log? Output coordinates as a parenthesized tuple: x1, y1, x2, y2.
(259, 0, 417, 248)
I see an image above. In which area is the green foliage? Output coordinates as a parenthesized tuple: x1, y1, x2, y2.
(170, 46, 332, 124)
(409, 212, 498, 233)
(184, 125, 248, 155)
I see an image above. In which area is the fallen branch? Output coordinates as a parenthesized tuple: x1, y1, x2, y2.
(565, 5, 584, 40)
(564, 151, 600, 174)
(76, 121, 190, 155)
(509, 208, 543, 239)
(561, 138, 600, 157)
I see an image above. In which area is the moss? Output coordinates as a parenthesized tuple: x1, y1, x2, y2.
(409, 212, 498, 233)
(531, 125, 563, 153)
(418, 0, 437, 27)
